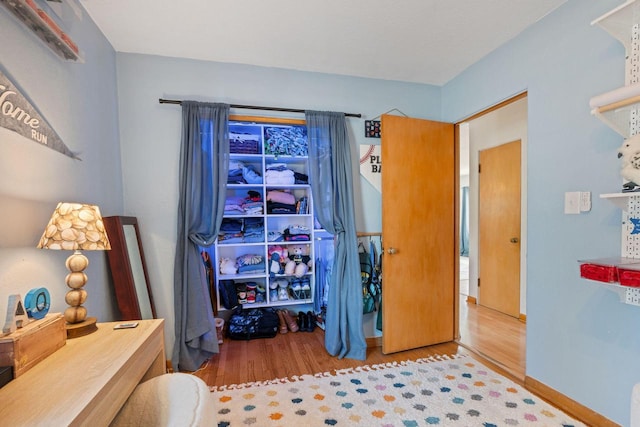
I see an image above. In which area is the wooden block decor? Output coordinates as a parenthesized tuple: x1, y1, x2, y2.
(0, 313, 66, 378)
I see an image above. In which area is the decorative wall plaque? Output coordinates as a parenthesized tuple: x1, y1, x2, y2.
(0, 69, 79, 159)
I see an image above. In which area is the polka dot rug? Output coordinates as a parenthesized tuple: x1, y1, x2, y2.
(211, 355, 585, 426)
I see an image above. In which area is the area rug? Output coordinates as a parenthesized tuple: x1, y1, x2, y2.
(210, 355, 585, 426)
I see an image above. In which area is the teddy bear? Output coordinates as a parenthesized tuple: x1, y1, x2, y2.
(284, 244, 312, 278)
(268, 245, 288, 277)
(219, 257, 237, 275)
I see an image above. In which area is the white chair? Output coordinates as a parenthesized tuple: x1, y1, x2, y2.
(111, 373, 213, 427)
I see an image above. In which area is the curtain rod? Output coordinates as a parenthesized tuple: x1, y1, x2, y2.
(158, 98, 362, 118)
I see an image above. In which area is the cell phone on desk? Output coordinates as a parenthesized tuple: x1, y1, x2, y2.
(114, 322, 139, 329)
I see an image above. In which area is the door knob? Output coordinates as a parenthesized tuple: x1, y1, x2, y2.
(387, 247, 397, 255)
(510, 237, 519, 243)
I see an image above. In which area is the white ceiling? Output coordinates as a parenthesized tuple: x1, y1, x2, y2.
(79, 0, 567, 86)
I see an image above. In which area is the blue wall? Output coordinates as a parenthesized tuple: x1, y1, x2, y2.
(444, 1, 638, 424)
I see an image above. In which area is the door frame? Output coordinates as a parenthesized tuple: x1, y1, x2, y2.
(455, 91, 528, 329)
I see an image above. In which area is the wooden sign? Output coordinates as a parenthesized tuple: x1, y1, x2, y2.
(0, 69, 79, 159)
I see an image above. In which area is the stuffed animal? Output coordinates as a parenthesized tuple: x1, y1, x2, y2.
(618, 134, 640, 192)
(285, 244, 312, 277)
(268, 245, 288, 277)
(219, 257, 237, 275)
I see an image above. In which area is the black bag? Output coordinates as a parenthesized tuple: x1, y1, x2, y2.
(227, 308, 279, 340)
(219, 279, 239, 310)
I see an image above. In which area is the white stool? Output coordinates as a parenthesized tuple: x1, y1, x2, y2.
(111, 373, 213, 426)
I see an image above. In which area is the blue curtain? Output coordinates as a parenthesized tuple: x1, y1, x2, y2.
(305, 110, 366, 360)
(173, 101, 229, 371)
(460, 186, 469, 256)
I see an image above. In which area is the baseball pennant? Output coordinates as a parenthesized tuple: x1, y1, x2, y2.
(359, 144, 382, 193)
(0, 69, 79, 159)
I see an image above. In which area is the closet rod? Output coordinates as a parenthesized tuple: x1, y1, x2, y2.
(159, 98, 362, 118)
(357, 232, 382, 237)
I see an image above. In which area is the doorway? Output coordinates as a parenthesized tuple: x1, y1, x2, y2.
(457, 93, 527, 379)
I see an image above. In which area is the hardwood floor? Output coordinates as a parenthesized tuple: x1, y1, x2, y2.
(193, 325, 466, 387)
(192, 299, 526, 388)
(458, 298, 526, 380)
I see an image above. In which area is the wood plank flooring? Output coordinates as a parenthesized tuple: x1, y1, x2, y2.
(458, 298, 526, 380)
(192, 300, 525, 388)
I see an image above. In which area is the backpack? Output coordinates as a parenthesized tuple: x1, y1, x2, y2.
(360, 242, 376, 314)
(227, 307, 279, 340)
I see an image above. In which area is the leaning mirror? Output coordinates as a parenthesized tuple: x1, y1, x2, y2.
(103, 216, 156, 320)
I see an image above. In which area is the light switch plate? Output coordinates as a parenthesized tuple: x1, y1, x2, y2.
(580, 191, 591, 212)
(564, 192, 580, 214)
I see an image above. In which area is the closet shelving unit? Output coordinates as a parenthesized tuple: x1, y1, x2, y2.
(209, 118, 318, 312)
(582, 0, 640, 305)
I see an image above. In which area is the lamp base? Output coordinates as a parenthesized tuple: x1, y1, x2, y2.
(66, 316, 97, 339)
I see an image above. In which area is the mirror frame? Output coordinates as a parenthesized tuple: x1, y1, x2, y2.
(103, 216, 156, 320)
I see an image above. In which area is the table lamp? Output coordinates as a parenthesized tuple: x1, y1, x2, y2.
(37, 202, 111, 338)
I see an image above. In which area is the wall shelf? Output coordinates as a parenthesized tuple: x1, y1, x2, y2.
(590, 84, 640, 138)
(579, 257, 640, 305)
(586, 1, 640, 306)
(600, 192, 640, 211)
(591, 0, 640, 52)
(589, 0, 640, 137)
(1, 0, 82, 62)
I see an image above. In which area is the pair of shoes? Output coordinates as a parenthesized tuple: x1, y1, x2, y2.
(236, 283, 247, 304)
(256, 284, 266, 303)
(305, 311, 316, 332)
(276, 310, 288, 334)
(246, 282, 256, 303)
(280, 310, 299, 332)
(297, 311, 317, 332)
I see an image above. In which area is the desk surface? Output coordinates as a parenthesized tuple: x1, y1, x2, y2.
(0, 319, 165, 427)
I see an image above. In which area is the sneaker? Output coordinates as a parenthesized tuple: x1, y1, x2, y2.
(247, 289, 256, 303)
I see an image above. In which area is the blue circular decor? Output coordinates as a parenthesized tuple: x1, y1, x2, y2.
(25, 287, 50, 319)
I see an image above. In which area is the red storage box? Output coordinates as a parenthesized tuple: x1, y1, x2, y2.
(579, 257, 640, 284)
(619, 266, 640, 287)
(580, 263, 618, 283)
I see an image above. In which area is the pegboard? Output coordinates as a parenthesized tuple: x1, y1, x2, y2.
(622, 196, 640, 258)
(625, 287, 640, 306)
(628, 24, 640, 85)
(630, 25, 640, 138)
(618, 19, 640, 306)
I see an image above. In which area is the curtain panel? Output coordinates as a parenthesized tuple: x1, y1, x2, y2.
(306, 110, 366, 360)
(173, 101, 230, 371)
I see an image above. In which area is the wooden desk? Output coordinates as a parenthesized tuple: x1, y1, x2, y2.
(0, 319, 165, 426)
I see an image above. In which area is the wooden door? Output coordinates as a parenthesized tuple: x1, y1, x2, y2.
(478, 140, 521, 318)
(381, 115, 456, 354)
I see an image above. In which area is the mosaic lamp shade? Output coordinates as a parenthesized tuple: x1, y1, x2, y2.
(37, 202, 110, 338)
